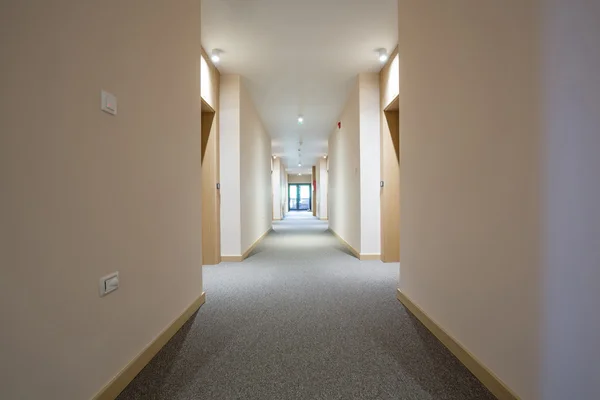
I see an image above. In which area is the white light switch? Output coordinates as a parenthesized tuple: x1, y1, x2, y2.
(99, 272, 119, 297)
(101, 90, 117, 115)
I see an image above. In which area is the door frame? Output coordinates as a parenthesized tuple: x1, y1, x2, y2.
(201, 98, 221, 265)
(288, 183, 312, 211)
(380, 94, 400, 263)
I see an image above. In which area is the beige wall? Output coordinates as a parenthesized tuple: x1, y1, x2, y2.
(328, 74, 381, 255)
(312, 166, 317, 216)
(541, 1, 600, 398)
(201, 52, 219, 110)
(358, 73, 381, 256)
(272, 159, 295, 220)
(381, 52, 400, 112)
(328, 78, 361, 250)
(397, 1, 541, 398)
(282, 166, 289, 216)
(318, 158, 329, 219)
(219, 75, 242, 256)
(272, 158, 282, 220)
(220, 76, 272, 255)
(0, 2, 203, 399)
(315, 164, 321, 216)
(288, 174, 312, 184)
(240, 79, 272, 252)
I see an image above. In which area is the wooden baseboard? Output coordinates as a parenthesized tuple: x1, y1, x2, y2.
(381, 255, 400, 263)
(221, 255, 243, 262)
(92, 292, 206, 400)
(396, 289, 518, 400)
(242, 228, 272, 260)
(221, 228, 272, 263)
(330, 229, 379, 261)
(319, 217, 328, 221)
(359, 253, 381, 261)
(329, 229, 360, 259)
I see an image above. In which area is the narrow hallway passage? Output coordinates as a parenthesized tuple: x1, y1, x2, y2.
(118, 214, 494, 400)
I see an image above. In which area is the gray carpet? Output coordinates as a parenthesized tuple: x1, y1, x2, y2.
(118, 212, 495, 400)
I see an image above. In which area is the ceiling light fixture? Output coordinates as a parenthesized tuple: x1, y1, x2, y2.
(211, 49, 221, 63)
(297, 116, 304, 125)
(378, 48, 388, 63)
(298, 163, 302, 167)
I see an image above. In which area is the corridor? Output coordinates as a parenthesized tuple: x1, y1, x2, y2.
(3, 1, 600, 398)
(118, 214, 493, 400)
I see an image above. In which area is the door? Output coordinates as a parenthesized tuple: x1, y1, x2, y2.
(289, 184, 298, 210)
(201, 99, 221, 265)
(288, 184, 311, 211)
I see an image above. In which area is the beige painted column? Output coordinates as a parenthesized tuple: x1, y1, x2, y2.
(319, 158, 328, 220)
(272, 158, 282, 220)
(312, 166, 317, 216)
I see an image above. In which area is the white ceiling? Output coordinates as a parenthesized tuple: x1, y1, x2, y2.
(201, 0, 397, 174)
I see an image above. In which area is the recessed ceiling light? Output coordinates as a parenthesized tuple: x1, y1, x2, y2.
(297, 116, 304, 125)
(211, 49, 221, 63)
(378, 48, 388, 63)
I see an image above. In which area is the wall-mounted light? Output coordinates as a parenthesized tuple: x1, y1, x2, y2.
(297, 116, 304, 125)
(273, 155, 277, 159)
(211, 49, 221, 63)
(377, 48, 388, 63)
(323, 155, 327, 159)
(298, 173, 302, 176)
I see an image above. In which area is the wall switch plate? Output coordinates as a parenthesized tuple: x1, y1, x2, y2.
(101, 90, 117, 115)
(99, 272, 119, 297)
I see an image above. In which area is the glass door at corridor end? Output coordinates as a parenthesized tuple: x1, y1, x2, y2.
(288, 184, 311, 211)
